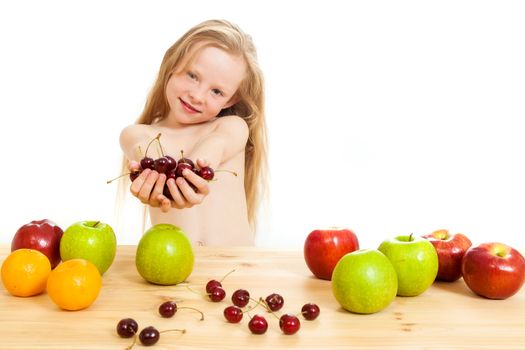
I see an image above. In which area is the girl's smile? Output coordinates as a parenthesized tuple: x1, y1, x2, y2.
(179, 98, 202, 114)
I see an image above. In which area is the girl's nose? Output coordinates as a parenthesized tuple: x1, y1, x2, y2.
(189, 85, 206, 104)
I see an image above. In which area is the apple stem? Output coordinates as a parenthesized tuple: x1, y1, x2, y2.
(408, 233, 414, 241)
(92, 221, 100, 228)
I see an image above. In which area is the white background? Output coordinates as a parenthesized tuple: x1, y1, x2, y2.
(0, 1, 524, 251)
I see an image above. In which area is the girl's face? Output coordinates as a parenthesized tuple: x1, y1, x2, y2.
(165, 46, 246, 126)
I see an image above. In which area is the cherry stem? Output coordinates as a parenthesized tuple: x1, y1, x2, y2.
(258, 297, 281, 320)
(155, 134, 165, 157)
(145, 133, 162, 157)
(159, 328, 186, 335)
(185, 285, 208, 297)
(219, 269, 236, 283)
(125, 333, 137, 350)
(215, 169, 238, 177)
(179, 306, 205, 321)
(106, 171, 138, 184)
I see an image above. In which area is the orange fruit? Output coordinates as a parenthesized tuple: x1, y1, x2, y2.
(46, 258, 102, 311)
(1, 248, 52, 297)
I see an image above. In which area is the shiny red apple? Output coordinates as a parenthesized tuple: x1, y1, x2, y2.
(421, 229, 472, 282)
(304, 227, 359, 280)
(11, 219, 64, 268)
(462, 242, 525, 299)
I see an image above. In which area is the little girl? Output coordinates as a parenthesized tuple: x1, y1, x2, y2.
(119, 19, 268, 246)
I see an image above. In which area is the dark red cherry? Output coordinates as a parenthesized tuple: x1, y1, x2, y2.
(209, 287, 226, 302)
(301, 303, 320, 320)
(265, 293, 284, 312)
(140, 157, 155, 170)
(165, 155, 177, 171)
(248, 315, 268, 334)
(231, 289, 250, 308)
(198, 166, 215, 181)
(116, 318, 138, 338)
(154, 157, 170, 174)
(176, 162, 194, 177)
(129, 170, 141, 182)
(279, 314, 301, 335)
(158, 301, 177, 318)
(139, 326, 160, 346)
(206, 280, 222, 294)
(223, 305, 243, 323)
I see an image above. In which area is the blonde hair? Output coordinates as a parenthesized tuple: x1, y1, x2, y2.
(125, 19, 268, 229)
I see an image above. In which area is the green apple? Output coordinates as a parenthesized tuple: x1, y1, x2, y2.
(331, 249, 398, 314)
(378, 234, 438, 297)
(135, 224, 194, 285)
(60, 221, 117, 275)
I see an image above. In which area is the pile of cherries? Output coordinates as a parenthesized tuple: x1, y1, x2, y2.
(206, 271, 320, 335)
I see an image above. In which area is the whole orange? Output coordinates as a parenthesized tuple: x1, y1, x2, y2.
(1, 248, 51, 297)
(46, 258, 102, 311)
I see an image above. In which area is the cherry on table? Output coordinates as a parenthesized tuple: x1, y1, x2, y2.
(206, 280, 222, 294)
(139, 326, 160, 346)
(231, 289, 250, 308)
(301, 303, 320, 320)
(116, 318, 138, 338)
(265, 293, 284, 312)
(209, 286, 226, 302)
(279, 314, 301, 335)
(248, 315, 268, 334)
(224, 305, 243, 323)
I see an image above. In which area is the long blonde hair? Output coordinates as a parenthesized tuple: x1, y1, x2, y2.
(125, 19, 268, 229)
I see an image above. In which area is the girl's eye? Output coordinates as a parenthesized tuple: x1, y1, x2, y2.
(211, 89, 223, 96)
(187, 72, 197, 80)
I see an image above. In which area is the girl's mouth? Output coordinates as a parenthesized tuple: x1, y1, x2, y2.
(179, 98, 202, 114)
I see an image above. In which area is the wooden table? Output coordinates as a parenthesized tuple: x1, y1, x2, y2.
(1, 245, 524, 349)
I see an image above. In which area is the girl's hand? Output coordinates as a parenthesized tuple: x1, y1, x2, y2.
(129, 159, 211, 212)
(162, 158, 211, 211)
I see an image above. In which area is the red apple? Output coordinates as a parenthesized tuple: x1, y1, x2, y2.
(304, 227, 359, 280)
(421, 229, 472, 282)
(11, 219, 64, 268)
(462, 242, 525, 299)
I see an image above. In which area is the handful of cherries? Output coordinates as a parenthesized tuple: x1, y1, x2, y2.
(108, 133, 237, 200)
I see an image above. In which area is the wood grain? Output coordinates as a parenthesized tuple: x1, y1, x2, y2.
(1, 245, 524, 349)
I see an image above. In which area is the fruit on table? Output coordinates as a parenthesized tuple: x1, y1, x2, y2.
(248, 315, 268, 334)
(301, 303, 320, 320)
(116, 318, 139, 338)
(265, 293, 284, 311)
(47, 258, 102, 311)
(378, 233, 438, 296)
(135, 224, 194, 285)
(462, 242, 525, 299)
(279, 314, 301, 335)
(158, 301, 204, 320)
(332, 249, 398, 314)
(11, 219, 64, 269)
(421, 229, 472, 282)
(60, 221, 117, 275)
(1, 248, 51, 297)
(304, 227, 359, 280)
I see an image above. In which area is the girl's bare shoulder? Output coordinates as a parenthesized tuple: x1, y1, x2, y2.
(119, 124, 160, 158)
(213, 115, 249, 139)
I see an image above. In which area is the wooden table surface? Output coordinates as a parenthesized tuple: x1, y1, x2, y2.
(1, 244, 524, 349)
